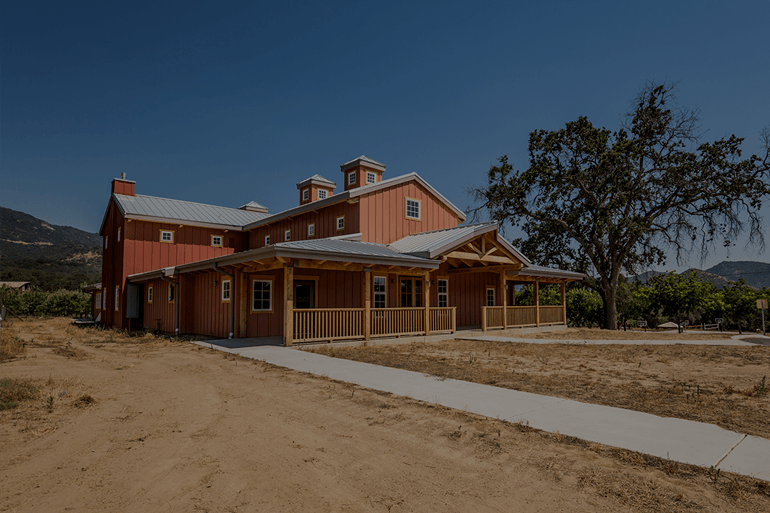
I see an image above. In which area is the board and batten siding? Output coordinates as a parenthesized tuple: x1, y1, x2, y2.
(359, 181, 460, 244)
(248, 201, 359, 248)
(451, 271, 502, 326)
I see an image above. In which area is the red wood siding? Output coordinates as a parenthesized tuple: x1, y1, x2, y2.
(359, 181, 459, 244)
(249, 201, 359, 248)
(143, 279, 177, 333)
(451, 272, 501, 326)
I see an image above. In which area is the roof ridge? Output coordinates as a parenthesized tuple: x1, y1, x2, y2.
(393, 221, 496, 239)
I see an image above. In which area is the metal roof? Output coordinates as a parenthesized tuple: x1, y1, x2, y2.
(388, 222, 531, 265)
(113, 194, 271, 229)
(274, 239, 429, 262)
(340, 155, 386, 171)
(0, 281, 31, 288)
(296, 174, 337, 188)
(239, 201, 269, 212)
(517, 265, 585, 280)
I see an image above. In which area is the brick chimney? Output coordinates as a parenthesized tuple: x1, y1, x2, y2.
(111, 173, 135, 196)
(296, 175, 336, 206)
(340, 155, 386, 192)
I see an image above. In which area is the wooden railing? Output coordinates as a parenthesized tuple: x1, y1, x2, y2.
(294, 307, 457, 343)
(294, 308, 364, 343)
(507, 306, 537, 327)
(539, 305, 565, 324)
(482, 305, 566, 331)
(429, 307, 456, 333)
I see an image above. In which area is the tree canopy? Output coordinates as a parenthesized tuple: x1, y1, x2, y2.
(474, 83, 770, 329)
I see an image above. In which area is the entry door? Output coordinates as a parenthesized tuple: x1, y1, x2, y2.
(294, 281, 315, 309)
(399, 277, 423, 307)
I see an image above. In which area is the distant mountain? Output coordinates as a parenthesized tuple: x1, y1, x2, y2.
(630, 260, 770, 290)
(0, 207, 101, 290)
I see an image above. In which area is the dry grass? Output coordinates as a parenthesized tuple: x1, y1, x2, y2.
(0, 327, 26, 362)
(500, 327, 735, 340)
(310, 339, 770, 439)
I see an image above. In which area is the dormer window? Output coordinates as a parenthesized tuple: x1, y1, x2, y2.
(308, 223, 315, 237)
(265, 235, 270, 245)
(302, 189, 309, 201)
(366, 172, 375, 184)
(336, 216, 345, 231)
(285, 230, 291, 241)
(348, 172, 356, 185)
(318, 189, 327, 199)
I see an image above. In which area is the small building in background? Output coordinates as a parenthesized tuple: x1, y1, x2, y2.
(0, 281, 32, 293)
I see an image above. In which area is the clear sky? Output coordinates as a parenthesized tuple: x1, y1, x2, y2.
(2, 1, 768, 272)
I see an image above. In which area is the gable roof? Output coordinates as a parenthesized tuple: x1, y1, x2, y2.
(107, 193, 271, 232)
(388, 222, 531, 265)
(340, 155, 386, 172)
(296, 174, 337, 189)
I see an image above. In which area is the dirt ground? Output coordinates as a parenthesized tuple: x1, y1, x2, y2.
(310, 339, 770, 440)
(496, 327, 736, 340)
(1, 319, 769, 512)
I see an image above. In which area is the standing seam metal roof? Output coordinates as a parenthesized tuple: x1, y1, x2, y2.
(113, 194, 271, 227)
(274, 239, 429, 261)
(387, 223, 497, 256)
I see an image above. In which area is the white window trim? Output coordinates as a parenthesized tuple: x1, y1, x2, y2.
(160, 230, 174, 243)
(336, 216, 344, 231)
(284, 229, 291, 241)
(308, 223, 315, 237)
(211, 235, 223, 247)
(486, 287, 495, 307)
(366, 171, 375, 184)
(302, 188, 309, 201)
(147, 286, 153, 303)
(265, 235, 270, 246)
(438, 279, 449, 308)
(252, 279, 273, 312)
(318, 189, 328, 199)
(95, 292, 102, 310)
(348, 172, 356, 185)
(406, 198, 421, 220)
(222, 279, 231, 302)
(374, 276, 387, 309)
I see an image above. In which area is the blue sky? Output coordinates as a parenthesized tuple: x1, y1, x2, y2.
(2, 1, 768, 271)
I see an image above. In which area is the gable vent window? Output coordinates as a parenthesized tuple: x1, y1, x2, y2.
(336, 216, 345, 231)
(406, 198, 421, 220)
(160, 230, 174, 243)
(265, 235, 271, 246)
(366, 172, 375, 184)
(308, 223, 315, 237)
(318, 189, 327, 199)
(302, 189, 309, 201)
(211, 235, 223, 247)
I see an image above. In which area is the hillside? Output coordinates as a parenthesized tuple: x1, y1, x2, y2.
(0, 207, 102, 290)
(630, 261, 770, 290)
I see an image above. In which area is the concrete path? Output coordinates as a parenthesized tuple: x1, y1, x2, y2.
(456, 335, 763, 346)
(196, 340, 769, 481)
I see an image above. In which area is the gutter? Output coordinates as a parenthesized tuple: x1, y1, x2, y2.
(213, 262, 235, 340)
(160, 269, 180, 337)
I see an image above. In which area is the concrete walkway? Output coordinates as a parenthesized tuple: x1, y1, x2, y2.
(195, 340, 770, 481)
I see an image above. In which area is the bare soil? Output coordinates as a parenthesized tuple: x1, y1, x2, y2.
(497, 327, 735, 340)
(1, 318, 769, 512)
(310, 340, 770, 439)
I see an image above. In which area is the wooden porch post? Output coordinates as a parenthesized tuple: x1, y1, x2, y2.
(482, 306, 487, 332)
(534, 280, 540, 327)
(239, 269, 247, 337)
(363, 268, 371, 341)
(284, 264, 294, 346)
(500, 269, 507, 329)
(560, 281, 567, 325)
(424, 271, 430, 336)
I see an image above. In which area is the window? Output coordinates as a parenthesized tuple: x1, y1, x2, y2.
(115, 286, 120, 311)
(102, 292, 106, 310)
(308, 223, 315, 237)
(406, 198, 421, 220)
(117, 228, 121, 242)
(211, 235, 223, 247)
(95, 292, 102, 310)
(366, 171, 376, 184)
(252, 279, 272, 311)
(265, 235, 270, 246)
(336, 216, 344, 231)
(168, 284, 175, 302)
(160, 230, 174, 243)
(147, 286, 153, 303)
(104, 236, 108, 249)
(285, 230, 291, 241)
(348, 172, 356, 185)
(318, 189, 327, 199)
(438, 279, 448, 307)
(374, 276, 386, 308)
(222, 280, 231, 302)
(486, 287, 495, 307)
(302, 188, 309, 201)
(399, 277, 423, 307)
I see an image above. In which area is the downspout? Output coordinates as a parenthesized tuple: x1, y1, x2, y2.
(214, 262, 235, 339)
(161, 273, 180, 337)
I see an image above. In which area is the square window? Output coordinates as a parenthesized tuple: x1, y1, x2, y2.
(318, 189, 327, 199)
(285, 230, 291, 241)
(252, 280, 272, 311)
(336, 216, 344, 231)
(486, 288, 495, 307)
(148, 286, 153, 303)
(406, 198, 420, 220)
(222, 280, 231, 301)
(366, 172, 375, 184)
(160, 230, 174, 243)
(211, 235, 223, 247)
(348, 172, 356, 185)
(302, 188, 309, 201)
(265, 235, 271, 245)
(308, 223, 315, 237)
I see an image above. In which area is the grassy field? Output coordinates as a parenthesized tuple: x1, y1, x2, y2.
(1, 318, 769, 512)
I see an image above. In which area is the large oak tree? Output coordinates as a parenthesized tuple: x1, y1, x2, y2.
(474, 83, 770, 329)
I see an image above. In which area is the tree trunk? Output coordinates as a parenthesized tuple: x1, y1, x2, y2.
(602, 285, 618, 330)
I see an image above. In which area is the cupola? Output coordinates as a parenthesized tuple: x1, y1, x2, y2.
(296, 174, 336, 206)
(238, 201, 269, 213)
(340, 155, 386, 191)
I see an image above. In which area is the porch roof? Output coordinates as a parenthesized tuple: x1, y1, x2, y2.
(127, 238, 439, 283)
(508, 265, 585, 281)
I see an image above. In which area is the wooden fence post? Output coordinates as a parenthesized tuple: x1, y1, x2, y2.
(534, 280, 540, 327)
(424, 272, 430, 336)
(364, 268, 371, 341)
(284, 264, 294, 346)
(560, 281, 566, 325)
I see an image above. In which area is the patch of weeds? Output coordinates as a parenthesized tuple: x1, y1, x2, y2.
(75, 394, 96, 407)
(0, 378, 40, 410)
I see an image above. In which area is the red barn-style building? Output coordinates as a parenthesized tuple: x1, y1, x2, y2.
(87, 156, 582, 344)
